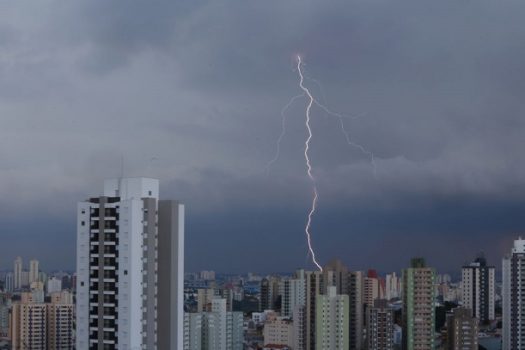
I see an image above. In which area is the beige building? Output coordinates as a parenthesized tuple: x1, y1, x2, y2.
(11, 291, 74, 350)
(364, 276, 379, 308)
(11, 302, 47, 350)
(264, 317, 294, 348)
(402, 258, 435, 350)
(29, 260, 39, 285)
(48, 292, 75, 349)
(197, 288, 216, 312)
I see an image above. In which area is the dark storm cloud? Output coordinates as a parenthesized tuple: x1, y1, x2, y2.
(1, 0, 525, 273)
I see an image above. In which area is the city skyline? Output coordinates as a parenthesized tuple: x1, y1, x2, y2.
(2, 0, 525, 274)
(2, 1, 525, 349)
(0, 241, 516, 278)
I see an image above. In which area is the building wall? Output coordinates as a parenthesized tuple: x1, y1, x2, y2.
(348, 271, 364, 350)
(11, 303, 47, 350)
(446, 308, 478, 350)
(75, 202, 91, 349)
(315, 286, 349, 350)
(502, 238, 525, 350)
(47, 304, 75, 349)
(118, 198, 144, 349)
(280, 272, 306, 318)
(365, 301, 394, 350)
(76, 178, 184, 350)
(461, 258, 496, 323)
(198, 288, 216, 313)
(293, 304, 306, 350)
(263, 317, 294, 347)
(14, 257, 22, 290)
(364, 277, 379, 308)
(184, 313, 203, 350)
(402, 259, 435, 350)
(199, 302, 243, 350)
(305, 271, 323, 350)
(157, 200, 185, 350)
(29, 260, 39, 285)
(385, 273, 400, 300)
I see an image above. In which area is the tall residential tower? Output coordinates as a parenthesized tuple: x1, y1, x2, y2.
(316, 286, 349, 350)
(14, 257, 23, 290)
(76, 178, 184, 350)
(402, 258, 435, 350)
(503, 237, 525, 350)
(29, 259, 40, 284)
(461, 254, 495, 322)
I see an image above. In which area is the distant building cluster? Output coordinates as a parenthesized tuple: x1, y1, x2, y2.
(1, 177, 524, 350)
(180, 246, 508, 350)
(0, 257, 75, 349)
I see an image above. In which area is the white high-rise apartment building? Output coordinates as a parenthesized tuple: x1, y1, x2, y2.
(322, 260, 365, 350)
(76, 178, 184, 350)
(461, 254, 495, 322)
(385, 272, 401, 300)
(29, 259, 39, 284)
(293, 304, 307, 350)
(503, 237, 525, 350)
(14, 256, 22, 290)
(186, 298, 243, 350)
(4, 272, 14, 293)
(21, 271, 29, 288)
(47, 277, 62, 294)
(279, 269, 306, 317)
(200, 270, 216, 281)
(206, 298, 243, 350)
(316, 286, 349, 350)
(184, 313, 203, 350)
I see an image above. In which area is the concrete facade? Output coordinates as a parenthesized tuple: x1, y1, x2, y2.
(76, 178, 184, 350)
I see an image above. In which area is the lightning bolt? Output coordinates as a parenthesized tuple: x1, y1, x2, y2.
(266, 93, 305, 175)
(295, 56, 377, 271)
(268, 55, 376, 272)
(297, 55, 323, 272)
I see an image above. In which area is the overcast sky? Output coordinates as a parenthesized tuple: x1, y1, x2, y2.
(1, 0, 525, 275)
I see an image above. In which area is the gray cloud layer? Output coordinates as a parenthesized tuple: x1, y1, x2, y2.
(1, 0, 525, 274)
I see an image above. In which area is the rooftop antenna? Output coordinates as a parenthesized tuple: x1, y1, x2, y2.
(117, 155, 125, 198)
(147, 156, 159, 176)
(120, 155, 125, 179)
